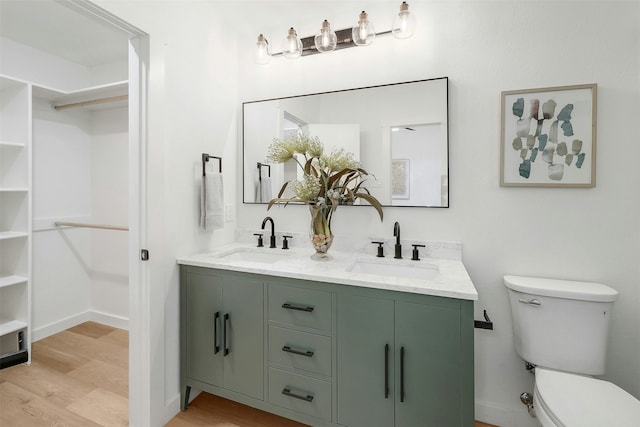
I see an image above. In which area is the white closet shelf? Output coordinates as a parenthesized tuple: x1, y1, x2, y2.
(0, 141, 26, 148)
(33, 80, 128, 111)
(0, 320, 28, 337)
(0, 187, 29, 192)
(0, 275, 28, 289)
(0, 231, 28, 240)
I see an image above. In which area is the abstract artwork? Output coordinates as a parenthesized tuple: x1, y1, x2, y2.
(391, 159, 410, 199)
(500, 84, 596, 187)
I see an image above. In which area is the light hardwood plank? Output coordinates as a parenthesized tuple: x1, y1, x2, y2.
(68, 358, 128, 398)
(166, 393, 309, 427)
(66, 387, 129, 427)
(68, 321, 115, 339)
(0, 359, 95, 407)
(0, 381, 102, 427)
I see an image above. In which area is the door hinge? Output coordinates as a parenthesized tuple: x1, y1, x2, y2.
(141, 249, 149, 261)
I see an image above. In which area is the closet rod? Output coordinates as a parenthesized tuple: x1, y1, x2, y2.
(55, 221, 128, 231)
(53, 95, 128, 111)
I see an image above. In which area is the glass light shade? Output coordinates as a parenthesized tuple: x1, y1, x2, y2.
(281, 27, 302, 59)
(314, 20, 337, 53)
(352, 11, 376, 46)
(392, 1, 416, 39)
(255, 34, 271, 64)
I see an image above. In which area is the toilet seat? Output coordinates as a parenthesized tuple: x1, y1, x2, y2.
(534, 367, 640, 427)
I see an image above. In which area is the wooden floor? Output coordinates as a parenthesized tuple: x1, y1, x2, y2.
(1, 322, 498, 427)
(0, 322, 128, 426)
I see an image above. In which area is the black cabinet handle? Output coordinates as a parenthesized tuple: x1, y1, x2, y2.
(223, 313, 229, 356)
(282, 345, 314, 357)
(384, 343, 389, 399)
(282, 387, 314, 402)
(213, 311, 220, 354)
(400, 346, 405, 403)
(282, 302, 314, 312)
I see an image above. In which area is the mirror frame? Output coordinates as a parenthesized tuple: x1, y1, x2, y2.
(242, 77, 449, 208)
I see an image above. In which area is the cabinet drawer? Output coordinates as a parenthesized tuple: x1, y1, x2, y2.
(268, 326, 332, 376)
(268, 367, 331, 421)
(268, 284, 332, 332)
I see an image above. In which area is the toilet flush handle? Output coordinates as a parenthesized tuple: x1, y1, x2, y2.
(518, 298, 542, 306)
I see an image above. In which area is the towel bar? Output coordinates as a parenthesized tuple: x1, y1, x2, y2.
(202, 153, 222, 176)
(257, 162, 270, 180)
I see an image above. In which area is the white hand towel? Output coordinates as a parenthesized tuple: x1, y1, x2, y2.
(256, 177, 273, 203)
(201, 173, 224, 230)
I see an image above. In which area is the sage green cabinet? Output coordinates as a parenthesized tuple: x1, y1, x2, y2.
(181, 268, 264, 409)
(179, 265, 474, 426)
(337, 292, 474, 427)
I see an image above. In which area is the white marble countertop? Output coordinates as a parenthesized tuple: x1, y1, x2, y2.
(177, 242, 478, 301)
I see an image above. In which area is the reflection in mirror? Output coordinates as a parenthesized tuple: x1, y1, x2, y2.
(243, 77, 448, 207)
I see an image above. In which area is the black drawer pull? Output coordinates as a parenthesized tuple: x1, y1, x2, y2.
(400, 346, 405, 403)
(282, 387, 314, 402)
(223, 313, 230, 356)
(213, 311, 220, 354)
(282, 303, 314, 312)
(282, 345, 314, 357)
(384, 343, 389, 399)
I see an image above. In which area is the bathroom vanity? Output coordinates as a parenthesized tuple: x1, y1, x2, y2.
(178, 243, 477, 427)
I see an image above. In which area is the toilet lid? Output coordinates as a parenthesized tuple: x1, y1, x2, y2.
(535, 368, 640, 426)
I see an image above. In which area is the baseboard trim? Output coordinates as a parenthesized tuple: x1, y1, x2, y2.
(476, 399, 539, 427)
(32, 310, 129, 342)
(90, 310, 129, 330)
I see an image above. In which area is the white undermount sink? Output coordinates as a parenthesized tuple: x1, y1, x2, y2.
(214, 248, 291, 264)
(346, 260, 440, 280)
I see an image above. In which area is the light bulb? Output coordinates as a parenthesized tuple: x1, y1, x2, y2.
(255, 34, 270, 64)
(281, 27, 302, 59)
(392, 1, 416, 39)
(352, 11, 375, 46)
(314, 20, 337, 53)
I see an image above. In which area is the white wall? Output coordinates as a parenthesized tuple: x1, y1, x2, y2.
(98, 1, 640, 426)
(235, 2, 640, 426)
(90, 107, 129, 323)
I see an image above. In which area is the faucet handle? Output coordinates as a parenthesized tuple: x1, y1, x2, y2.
(371, 241, 385, 257)
(411, 244, 426, 261)
(253, 233, 264, 247)
(282, 235, 293, 250)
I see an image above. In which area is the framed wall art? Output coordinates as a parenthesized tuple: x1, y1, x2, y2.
(391, 159, 410, 199)
(500, 83, 597, 187)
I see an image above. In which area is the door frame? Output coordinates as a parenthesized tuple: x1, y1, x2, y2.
(64, 1, 151, 425)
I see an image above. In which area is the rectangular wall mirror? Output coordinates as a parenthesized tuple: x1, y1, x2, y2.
(242, 77, 449, 207)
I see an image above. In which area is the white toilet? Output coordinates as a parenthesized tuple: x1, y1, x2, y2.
(504, 275, 640, 426)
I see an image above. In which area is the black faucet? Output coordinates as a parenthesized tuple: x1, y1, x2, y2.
(261, 216, 276, 248)
(393, 221, 402, 259)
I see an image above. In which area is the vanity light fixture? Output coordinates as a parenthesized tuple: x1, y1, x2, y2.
(255, 2, 415, 63)
(392, 1, 416, 39)
(352, 11, 376, 46)
(314, 20, 337, 53)
(282, 27, 303, 59)
(255, 34, 271, 64)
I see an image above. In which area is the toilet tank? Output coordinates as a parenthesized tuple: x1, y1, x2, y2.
(504, 275, 618, 375)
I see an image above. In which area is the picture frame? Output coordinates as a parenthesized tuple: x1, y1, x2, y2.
(500, 83, 597, 187)
(391, 159, 410, 199)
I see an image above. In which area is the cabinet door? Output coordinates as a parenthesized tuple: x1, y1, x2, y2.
(395, 301, 461, 427)
(337, 294, 395, 427)
(222, 276, 264, 399)
(185, 272, 223, 387)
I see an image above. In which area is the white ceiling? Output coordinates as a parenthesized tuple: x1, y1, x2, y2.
(0, 0, 129, 67)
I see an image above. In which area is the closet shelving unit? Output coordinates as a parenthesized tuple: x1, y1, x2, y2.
(0, 74, 128, 368)
(0, 75, 31, 367)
